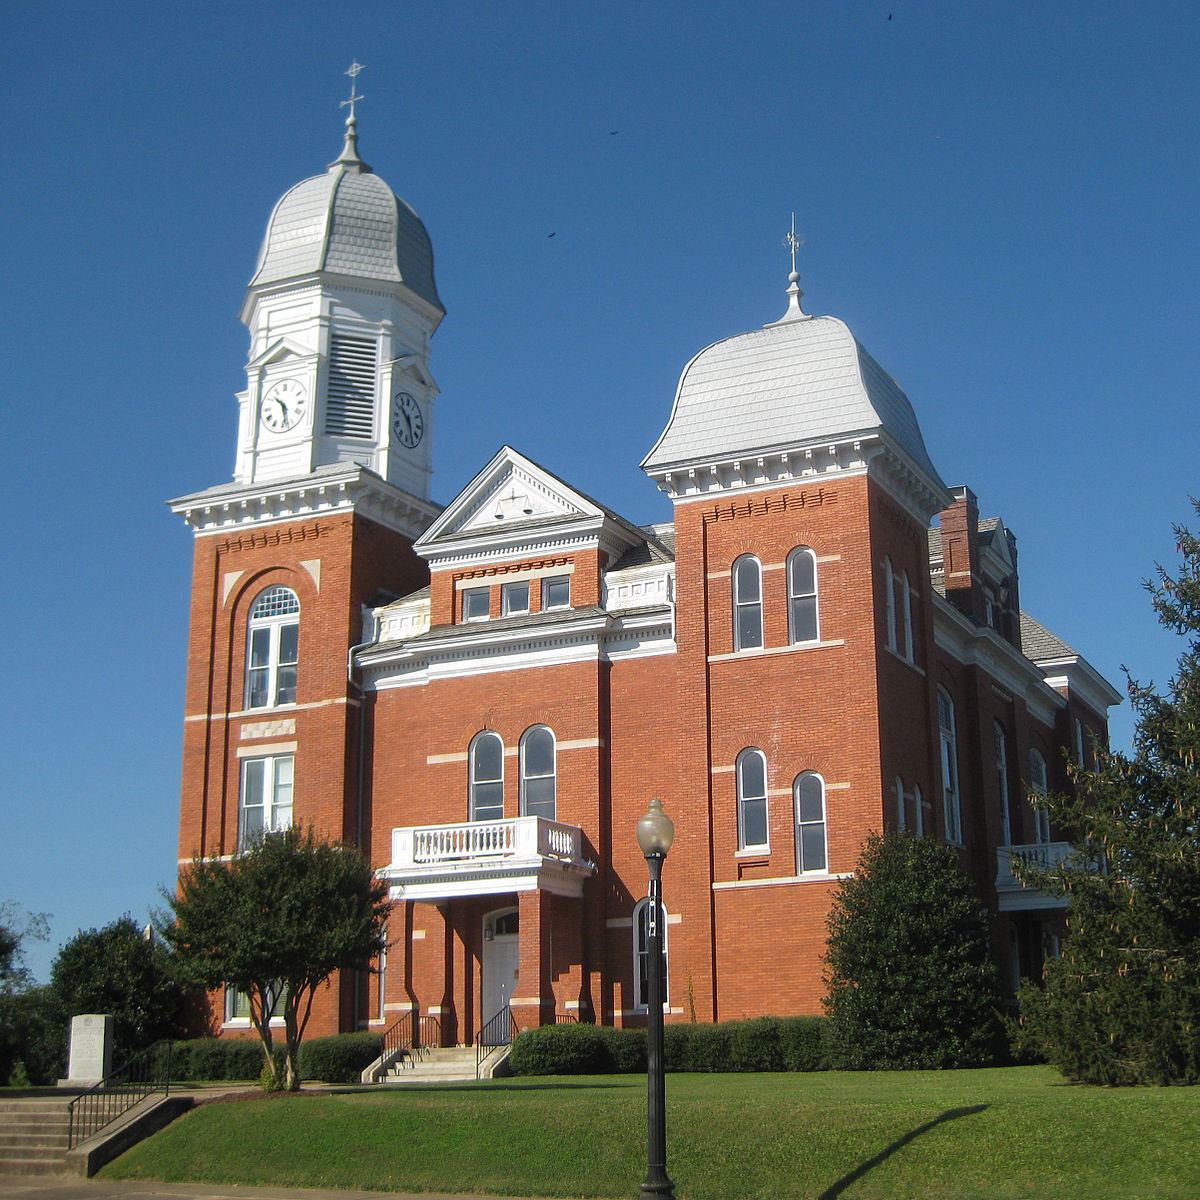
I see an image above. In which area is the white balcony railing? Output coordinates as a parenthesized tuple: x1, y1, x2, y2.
(382, 816, 592, 901)
(995, 841, 1073, 910)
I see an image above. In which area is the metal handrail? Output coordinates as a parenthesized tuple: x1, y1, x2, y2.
(475, 1005, 518, 1078)
(67, 1040, 172, 1149)
(555, 1012, 579, 1024)
(379, 1012, 414, 1071)
(416, 1013, 441, 1057)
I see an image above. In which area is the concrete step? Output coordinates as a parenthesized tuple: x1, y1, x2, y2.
(0, 1142, 70, 1161)
(0, 1115, 70, 1130)
(0, 1102, 72, 1115)
(0, 1155, 69, 1176)
(0, 1131, 71, 1149)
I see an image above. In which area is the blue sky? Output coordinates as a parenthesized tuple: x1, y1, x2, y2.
(2, 2, 1196, 982)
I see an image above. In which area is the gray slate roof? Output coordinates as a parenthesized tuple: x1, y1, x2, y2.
(249, 161, 442, 313)
(927, 515, 1002, 563)
(1020, 613, 1078, 662)
(642, 315, 945, 488)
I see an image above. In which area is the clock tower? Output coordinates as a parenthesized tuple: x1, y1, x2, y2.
(170, 82, 442, 1034)
(234, 105, 443, 499)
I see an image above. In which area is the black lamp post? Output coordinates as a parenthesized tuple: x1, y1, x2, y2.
(636, 798, 675, 1200)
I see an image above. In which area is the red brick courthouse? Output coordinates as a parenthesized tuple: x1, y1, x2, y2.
(171, 118, 1119, 1044)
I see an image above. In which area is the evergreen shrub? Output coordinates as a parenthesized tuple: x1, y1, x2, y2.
(298, 1033, 384, 1083)
(171, 1038, 283, 1081)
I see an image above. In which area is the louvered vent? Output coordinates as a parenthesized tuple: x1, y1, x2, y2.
(325, 334, 377, 438)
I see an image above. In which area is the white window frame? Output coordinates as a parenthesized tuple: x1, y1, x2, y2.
(1029, 749, 1051, 844)
(883, 557, 897, 652)
(225, 983, 285, 1027)
(794, 772, 827, 874)
(238, 754, 294, 849)
(519, 725, 556, 819)
(895, 775, 906, 831)
(786, 546, 820, 644)
(913, 784, 924, 837)
(245, 586, 300, 710)
(501, 581, 530, 616)
(995, 722, 1012, 847)
(462, 587, 490, 623)
(736, 748, 770, 852)
(469, 731, 505, 821)
(938, 688, 963, 845)
(542, 576, 571, 611)
(732, 555, 764, 651)
(632, 897, 669, 1011)
(900, 570, 914, 662)
(1074, 718, 1087, 768)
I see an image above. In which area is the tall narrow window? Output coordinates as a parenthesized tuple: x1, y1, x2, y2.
(1074, 718, 1087, 768)
(732, 556, 763, 650)
(469, 732, 504, 822)
(795, 773, 827, 873)
(938, 688, 962, 845)
(995, 722, 1012, 847)
(913, 784, 924, 837)
(787, 547, 819, 644)
(325, 333, 377, 438)
(1029, 749, 1051, 844)
(246, 586, 300, 709)
(895, 776, 907, 831)
(239, 754, 294, 848)
(900, 570, 914, 662)
(633, 897, 668, 1010)
(520, 726, 556, 819)
(884, 557, 897, 651)
(736, 748, 769, 851)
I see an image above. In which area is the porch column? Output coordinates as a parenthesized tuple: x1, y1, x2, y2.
(514, 890, 553, 1028)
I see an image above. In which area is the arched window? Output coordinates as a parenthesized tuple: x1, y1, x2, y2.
(632, 897, 668, 1010)
(913, 784, 924, 837)
(938, 688, 962, 845)
(1074, 718, 1087, 768)
(895, 776, 906, 831)
(732, 556, 763, 651)
(795, 773, 827, 873)
(1029, 749, 1051, 844)
(883, 558, 897, 652)
(900, 570, 914, 662)
(469, 732, 504, 822)
(787, 547, 819, 644)
(995, 722, 1011, 847)
(246, 586, 300, 709)
(520, 726, 556, 819)
(736, 748, 769, 851)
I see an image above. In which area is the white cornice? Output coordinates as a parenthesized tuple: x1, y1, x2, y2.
(168, 464, 440, 540)
(932, 593, 1065, 726)
(358, 607, 675, 688)
(1039, 659, 1124, 719)
(649, 431, 951, 523)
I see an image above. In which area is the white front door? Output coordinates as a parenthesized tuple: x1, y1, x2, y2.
(482, 912, 520, 1022)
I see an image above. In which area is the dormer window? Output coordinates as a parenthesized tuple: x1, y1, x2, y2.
(542, 576, 570, 611)
(462, 588, 489, 622)
(502, 581, 530, 616)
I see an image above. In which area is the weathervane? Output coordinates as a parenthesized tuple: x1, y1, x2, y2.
(785, 212, 804, 277)
(341, 61, 365, 121)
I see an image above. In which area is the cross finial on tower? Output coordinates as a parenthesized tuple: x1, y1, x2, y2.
(341, 61, 366, 122)
(331, 61, 371, 171)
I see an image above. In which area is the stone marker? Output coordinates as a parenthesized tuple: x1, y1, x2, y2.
(59, 1014, 113, 1087)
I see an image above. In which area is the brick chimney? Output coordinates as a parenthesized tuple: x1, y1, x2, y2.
(939, 486, 983, 623)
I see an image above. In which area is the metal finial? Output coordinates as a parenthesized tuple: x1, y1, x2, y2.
(785, 212, 804, 278)
(341, 61, 366, 122)
(764, 212, 811, 327)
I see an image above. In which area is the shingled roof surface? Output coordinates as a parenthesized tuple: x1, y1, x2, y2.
(1020, 612, 1078, 661)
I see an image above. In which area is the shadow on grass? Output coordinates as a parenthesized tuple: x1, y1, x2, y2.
(325, 1080, 634, 1096)
(817, 1104, 989, 1199)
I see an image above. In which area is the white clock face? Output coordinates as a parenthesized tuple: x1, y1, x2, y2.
(392, 391, 424, 448)
(260, 379, 307, 433)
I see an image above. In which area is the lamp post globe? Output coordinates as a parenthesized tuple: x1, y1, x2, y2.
(638, 799, 675, 1200)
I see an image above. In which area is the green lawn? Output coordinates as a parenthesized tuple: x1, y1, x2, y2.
(103, 1066, 1199, 1199)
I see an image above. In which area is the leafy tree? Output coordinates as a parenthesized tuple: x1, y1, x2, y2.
(823, 832, 1006, 1069)
(48, 915, 189, 1065)
(0, 903, 49, 1084)
(1014, 503, 1200, 1085)
(165, 827, 389, 1091)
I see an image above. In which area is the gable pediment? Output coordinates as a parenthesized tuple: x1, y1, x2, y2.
(247, 336, 316, 371)
(416, 446, 606, 552)
(389, 353, 439, 394)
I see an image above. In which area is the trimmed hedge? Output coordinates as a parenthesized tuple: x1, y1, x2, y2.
(170, 1038, 283, 1081)
(510, 1016, 830, 1075)
(299, 1033, 383, 1083)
